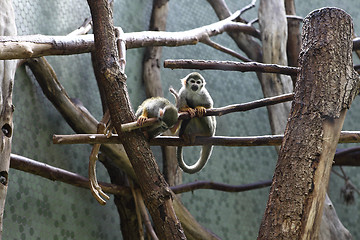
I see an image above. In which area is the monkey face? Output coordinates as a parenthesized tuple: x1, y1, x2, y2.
(186, 77, 204, 92)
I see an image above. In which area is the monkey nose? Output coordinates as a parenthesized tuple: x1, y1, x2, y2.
(191, 85, 198, 91)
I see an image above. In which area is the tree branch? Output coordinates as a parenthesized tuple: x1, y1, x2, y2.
(164, 59, 299, 76)
(52, 131, 360, 148)
(172, 179, 271, 194)
(0, 10, 259, 61)
(10, 153, 273, 195)
(10, 153, 130, 196)
(87, 0, 186, 238)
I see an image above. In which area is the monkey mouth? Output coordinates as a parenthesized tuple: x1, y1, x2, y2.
(191, 85, 198, 91)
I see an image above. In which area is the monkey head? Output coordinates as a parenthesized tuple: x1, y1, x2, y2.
(182, 72, 206, 93)
(159, 104, 178, 128)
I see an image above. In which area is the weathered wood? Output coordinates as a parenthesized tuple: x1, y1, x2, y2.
(258, 8, 358, 240)
(164, 59, 299, 76)
(0, 1, 16, 238)
(86, 1, 185, 239)
(285, 0, 301, 85)
(28, 52, 219, 240)
(0, 11, 258, 61)
(319, 195, 352, 240)
(52, 131, 360, 148)
(258, 0, 293, 136)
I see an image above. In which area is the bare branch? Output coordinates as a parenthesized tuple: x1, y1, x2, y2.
(52, 131, 360, 147)
(164, 59, 299, 76)
(10, 153, 272, 196)
(200, 36, 252, 62)
(134, 188, 159, 240)
(239, 0, 257, 16)
(172, 179, 271, 194)
(0, 10, 259, 60)
(10, 153, 130, 196)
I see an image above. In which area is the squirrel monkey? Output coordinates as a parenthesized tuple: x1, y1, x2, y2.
(177, 72, 216, 174)
(135, 97, 178, 139)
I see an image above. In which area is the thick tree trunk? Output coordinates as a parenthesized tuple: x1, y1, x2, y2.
(86, 1, 185, 239)
(258, 8, 358, 240)
(0, 1, 16, 238)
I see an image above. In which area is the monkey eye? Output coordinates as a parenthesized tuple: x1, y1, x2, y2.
(190, 79, 195, 84)
(196, 81, 201, 84)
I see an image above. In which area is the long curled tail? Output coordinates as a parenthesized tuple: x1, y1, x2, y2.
(177, 145, 213, 174)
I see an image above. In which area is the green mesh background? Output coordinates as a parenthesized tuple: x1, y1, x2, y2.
(4, 0, 360, 239)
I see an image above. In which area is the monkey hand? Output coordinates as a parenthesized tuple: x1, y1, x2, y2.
(180, 107, 196, 118)
(137, 115, 148, 126)
(195, 106, 206, 117)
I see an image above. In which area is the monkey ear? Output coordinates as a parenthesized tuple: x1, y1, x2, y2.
(182, 77, 187, 86)
(159, 108, 164, 117)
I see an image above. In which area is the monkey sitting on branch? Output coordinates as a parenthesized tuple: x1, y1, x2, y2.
(135, 97, 178, 139)
(176, 72, 216, 174)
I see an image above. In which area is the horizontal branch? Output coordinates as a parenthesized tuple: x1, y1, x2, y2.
(164, 59, 300, 76)
(171, 179, 272, 194)
(53, 131, 360, 147)
(10, 153, 131, 196)
(0, 11, 259, 60)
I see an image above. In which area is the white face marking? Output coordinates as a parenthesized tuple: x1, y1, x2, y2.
(187, 77, 203, 92)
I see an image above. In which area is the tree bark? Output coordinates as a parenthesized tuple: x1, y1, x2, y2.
(86, 1, 185, 239)
(258, 0, 293, 136)
(258, 8, 359, 240)
(319, 194, 352, 240)
(284, 0, 301, 86)
(142, 0, 181, 186)
(0, 1, 16, 238)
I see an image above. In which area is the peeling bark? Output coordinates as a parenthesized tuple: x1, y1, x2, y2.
(0, 1, 16, 238)
(258, 8, 358, 240)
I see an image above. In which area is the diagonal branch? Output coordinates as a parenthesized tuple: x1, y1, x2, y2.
(10, 153, 130, 195)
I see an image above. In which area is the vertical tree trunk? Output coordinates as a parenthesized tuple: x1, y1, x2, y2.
(258, 8, 359, 240)
(284, 0, 301, 86)
(142, 0, 182, 186)
(258, 0, 293, 136)
(86, 1, 185, 239)
(143, 0, 168, 98)
(0, 1, 16, 238)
